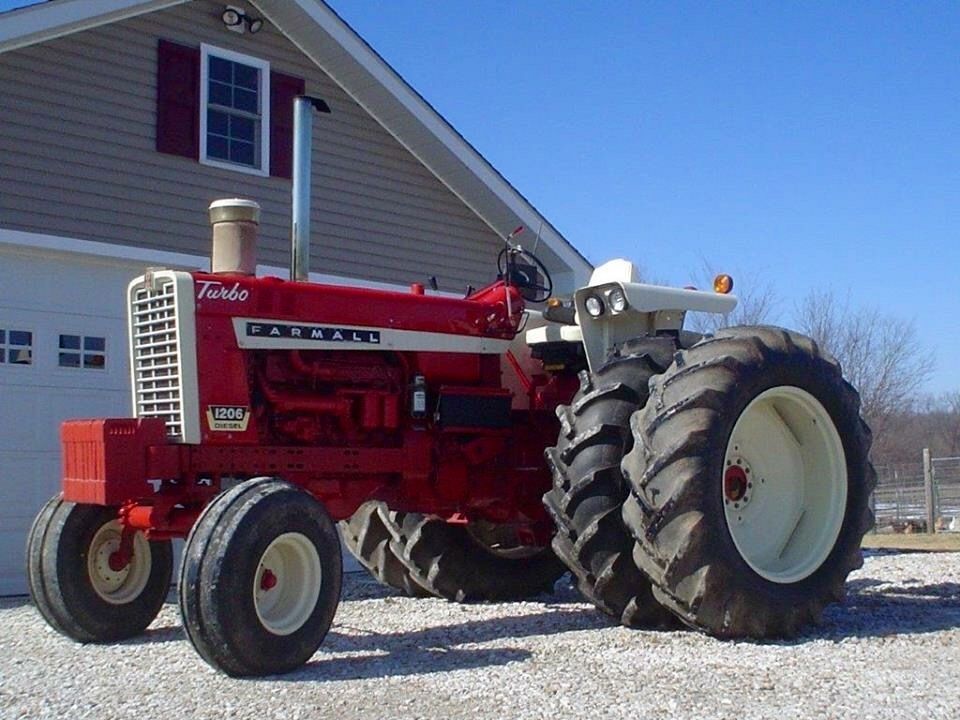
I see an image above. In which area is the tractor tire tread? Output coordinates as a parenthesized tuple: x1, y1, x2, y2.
(339, 502, 431, 597)
(622, 326, 875, 638)
(542, 342, 678, 627)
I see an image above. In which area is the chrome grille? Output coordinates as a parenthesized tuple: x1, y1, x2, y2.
(130, 279, 183, 439)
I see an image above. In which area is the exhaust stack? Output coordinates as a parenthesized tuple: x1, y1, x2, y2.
(290, 95, 331, 282)
(209, 198, 260, 275)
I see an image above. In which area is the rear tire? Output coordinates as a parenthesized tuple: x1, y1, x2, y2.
(390, 514, 565, 602)
(339, 501, 430, 597)
(622, 327, 875, 637)
(179, 478, 342, 676)
(542, 342, 677, 627)
(26, 496, 172, 642)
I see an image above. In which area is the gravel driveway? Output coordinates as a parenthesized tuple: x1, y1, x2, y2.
(2, 550, 959, 720)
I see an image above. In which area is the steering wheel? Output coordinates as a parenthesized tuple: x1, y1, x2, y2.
(497, 246, 553, 303)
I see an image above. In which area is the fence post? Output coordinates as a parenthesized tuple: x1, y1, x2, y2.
(923, 448, 935, 534)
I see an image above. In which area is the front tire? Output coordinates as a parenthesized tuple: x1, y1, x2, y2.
(179, 478, 342, 676)
(26, 496, 173, 642)
(622, 327, 875, 637)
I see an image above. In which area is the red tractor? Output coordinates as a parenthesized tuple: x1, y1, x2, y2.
(27, 103, 875, 677)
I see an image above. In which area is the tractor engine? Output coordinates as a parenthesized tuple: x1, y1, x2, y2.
(254, 349, 406, 447)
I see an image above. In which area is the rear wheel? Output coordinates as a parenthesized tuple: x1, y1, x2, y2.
(542, 342, 677, 627)
(339, 501, 430, 597)
(391, 514, 565, 602)
(622, 327, 875, 637)
(179, 478, 342, 676)
(26, 496, 172, 642)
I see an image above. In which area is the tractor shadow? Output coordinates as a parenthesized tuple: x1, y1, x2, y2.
(287, 605, 607, 682)
(277, 575, 607, 682)
(115, 573, 606, 679)
(114, 574, 960, 656)
(784, 577, 960, 643)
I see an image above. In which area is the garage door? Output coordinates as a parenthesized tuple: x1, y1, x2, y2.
(0, 244, 166, 595)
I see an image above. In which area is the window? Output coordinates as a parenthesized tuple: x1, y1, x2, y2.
(59, 334, 106, 370)
(0, 328, 32, 365)
(156, 40, 304, 178)
(199, 45, 270, 175)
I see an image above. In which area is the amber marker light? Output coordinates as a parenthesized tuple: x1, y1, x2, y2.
(713, 274, 734, 294)
(546, 297, 563, 308)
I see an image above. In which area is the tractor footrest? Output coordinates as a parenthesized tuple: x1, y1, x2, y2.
(62, 418, 169, 505)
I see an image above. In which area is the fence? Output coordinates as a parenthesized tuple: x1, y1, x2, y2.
(872, 453, 960, 532)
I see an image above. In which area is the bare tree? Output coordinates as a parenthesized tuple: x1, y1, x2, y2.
(686, 262, 779, 334)
(794, 290, 935, 460)
(925, 391, 960, 457)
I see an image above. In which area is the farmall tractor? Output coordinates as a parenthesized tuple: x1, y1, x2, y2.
(26, 103, 874, 677)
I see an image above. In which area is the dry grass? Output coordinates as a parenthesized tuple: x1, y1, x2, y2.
(862, 533, 960, 552)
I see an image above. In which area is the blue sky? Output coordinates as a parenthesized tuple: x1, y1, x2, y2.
(3, 1, 958, 393)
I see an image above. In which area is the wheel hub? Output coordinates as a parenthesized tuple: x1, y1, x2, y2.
(723, 465, 749, 503)
(108, 550, 129, 572)
(723, 453, 753, 512)
(94, 539, 129, 588)
(260, 568, 278, 591)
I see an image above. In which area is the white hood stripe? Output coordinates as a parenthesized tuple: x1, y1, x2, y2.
(232, 318, 512, 354)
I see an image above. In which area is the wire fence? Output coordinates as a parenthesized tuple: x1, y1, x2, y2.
(872, 454, 960, 532)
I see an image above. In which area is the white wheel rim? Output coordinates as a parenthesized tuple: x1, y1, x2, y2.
(253, 532, 322, 636)
(87, 521, 152, 605)
(723, 386, 847, 584)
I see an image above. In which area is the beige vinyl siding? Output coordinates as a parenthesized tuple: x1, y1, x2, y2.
(0, 0, 503, 291)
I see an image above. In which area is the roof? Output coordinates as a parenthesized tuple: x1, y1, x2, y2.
(0, 0, 593, 286)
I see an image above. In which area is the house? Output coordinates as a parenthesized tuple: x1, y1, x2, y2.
(0, 0, 591, 594)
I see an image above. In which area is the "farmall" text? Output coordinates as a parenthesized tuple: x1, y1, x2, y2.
(245, 322, 381, 344)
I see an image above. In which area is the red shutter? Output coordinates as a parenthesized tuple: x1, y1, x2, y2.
(156, 40, 200, 159)
(270, 71, 306, 179)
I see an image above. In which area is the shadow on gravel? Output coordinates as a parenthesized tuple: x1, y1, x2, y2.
(795, 579, 960, 642)
(280, 605, 608, 682)
(120, 619, 184, 646)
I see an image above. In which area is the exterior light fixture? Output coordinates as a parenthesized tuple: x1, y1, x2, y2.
(221, 5, 264, 34)
(608, 287, 628, 313)
(584, 295, 605, 318)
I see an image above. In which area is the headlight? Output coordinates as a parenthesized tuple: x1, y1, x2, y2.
(608, 288, 628, 313)
(584, 295, 605, 317)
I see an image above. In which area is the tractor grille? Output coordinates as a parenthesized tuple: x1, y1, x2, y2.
(130, 278, 184, 439)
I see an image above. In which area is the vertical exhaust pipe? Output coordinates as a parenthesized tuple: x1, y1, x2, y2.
(291, 95, 331, 282)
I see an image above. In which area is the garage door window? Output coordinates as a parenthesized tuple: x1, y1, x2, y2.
(0, 329, 32, 365)
(59, 335, 106, 370)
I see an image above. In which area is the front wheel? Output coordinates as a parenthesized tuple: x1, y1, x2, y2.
(622, 327, 876, 637)
(178, 478, 342, 676)
(26, 496, 173, 642)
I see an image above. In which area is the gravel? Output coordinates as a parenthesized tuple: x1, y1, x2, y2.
(2, 551, 959, 720)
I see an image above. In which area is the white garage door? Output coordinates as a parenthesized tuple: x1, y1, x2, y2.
(0, 243, 168, 595)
